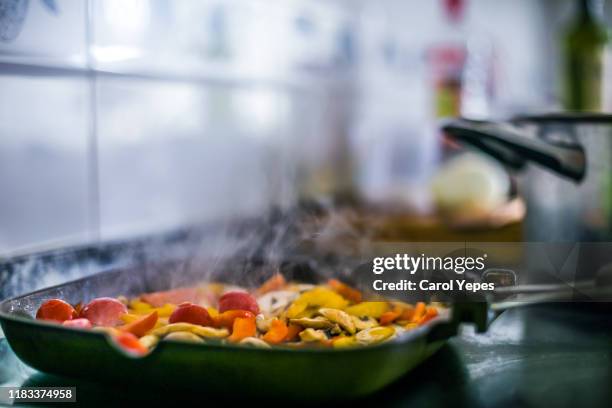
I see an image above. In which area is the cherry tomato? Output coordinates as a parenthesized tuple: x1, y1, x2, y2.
(214, 310, 255, 328)
(36, 299, 77, 322)
(114, 332, 148, 356)
(168, 302, 213, 326)
(62, 318, 92, 329)
(218, 292, 260, 314)
(80, 297, 127, 326)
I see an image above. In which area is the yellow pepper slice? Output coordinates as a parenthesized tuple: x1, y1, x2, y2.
(286, 288, 349, 318)
(332, 336, 357, 349)
(129, 299, 152, 312)
(344, 302, 389, 318)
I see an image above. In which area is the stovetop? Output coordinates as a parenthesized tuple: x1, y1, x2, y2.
(1, 224, 611, 407)
(1, 304, 611, 407)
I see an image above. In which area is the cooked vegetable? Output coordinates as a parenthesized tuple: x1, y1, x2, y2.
(327, 279, 362, 303)
(35, 277, 444, 352)
(121, 311, 158, 337)
(228, 316, 257, 342)
(262, 319, 289, 344)
(289, 316, 335, 330)
(218, 292, 260, 314)
(286, 288, 348, 318)
(255, 273, 287, 295)
(80, 297, 127, 326)
(345, 302, 389, 318)
(379, 310, 401, 326)
(168, 303, 213, 326)
(36, 299, 77, 322)
(215, 310, 255, 329)
(164, 331, 204, 343)
(62, 318, 92, 329)
(318, 308, 356, 334)
(114, 332, 148, 355)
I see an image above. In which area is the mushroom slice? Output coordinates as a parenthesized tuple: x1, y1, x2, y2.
(151, 323, 197, 336)
(256, 314, 272, 332)
(289, 316, 335, 330)
(299, 328, 329, 343)
(191, 326, 229, 339)
(257, 290, 299, 316)
(164, 331, 204, 343)
(351, 316, 379, 331)
(139, 334, 159, 349)
(318, 308, 356, 334)
(355, 326, 395, 345)
(239, 337, 271, 348)
(151, 323, 228, 338)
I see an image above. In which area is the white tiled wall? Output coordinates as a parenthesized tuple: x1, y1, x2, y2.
(0, 75, 92, 252)
(96, 79, 292, 240)
(0, 0, 566, 255)
(0, 0, 87, 67)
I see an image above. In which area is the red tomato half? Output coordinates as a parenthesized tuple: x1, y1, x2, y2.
(80, 297, 127, 326)
(218, 292, 260, 314)
(168, 303, 213, 326)
(36, 299, 77, 322)
(62, 318, 93, 329)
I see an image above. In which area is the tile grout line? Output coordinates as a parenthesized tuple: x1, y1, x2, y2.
(85, 0, 100, 245)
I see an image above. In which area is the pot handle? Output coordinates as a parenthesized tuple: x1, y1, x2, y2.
(442, 119, 587, 182)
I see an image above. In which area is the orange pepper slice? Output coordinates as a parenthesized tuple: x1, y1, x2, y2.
(256, 273, 287, 295)
(328, 279, 362, 303)
(120, 311, 158, 337)
(215, 310, 255, 329)
(418, 307, 439, 325)
(285, 324, 303, 341)
(410, 302, 427, 324)
(379, 310, 402, 325)
(229, 316, 256, 342)
(262, 319, 289, 344)
(114, 332, 148, 355)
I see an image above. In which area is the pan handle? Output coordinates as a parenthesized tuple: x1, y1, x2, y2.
(426, 302, 489, 343)
(442, 119, 587, 182)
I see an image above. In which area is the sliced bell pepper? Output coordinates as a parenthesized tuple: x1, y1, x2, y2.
(344, 302, 389, 318)
(328, 279, 362, 303)
(114, 332, 148, 355)
(121, 311, 158, 337)
(256, 273, 287, 295)
(410, 302, 427, 324)
(262, 319, 289, 344)
(418, 306, 439, 325)
(228, 316, 257, 342)
(286, 288, 349, 318)
(379, 309, 402, 325)
(215, 310, 255, 329)
(285, 324, 303, 341)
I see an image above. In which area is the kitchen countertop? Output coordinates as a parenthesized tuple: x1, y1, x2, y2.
(1, 303, 610, 407)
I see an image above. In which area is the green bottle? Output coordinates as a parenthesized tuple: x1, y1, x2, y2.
(563, 0, 609, 111)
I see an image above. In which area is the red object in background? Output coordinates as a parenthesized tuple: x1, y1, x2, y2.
(168, 303, 213, 326)
(36, 299, 77, 322)
(80, 297, 127, 326)
(445, 0, 465, 22)
(218, 292, 260, 314)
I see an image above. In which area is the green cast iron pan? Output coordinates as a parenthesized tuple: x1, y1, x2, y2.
(0, 265, 488, 401)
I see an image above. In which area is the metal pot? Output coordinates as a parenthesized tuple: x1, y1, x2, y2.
(443, 113, 612, 286)
(443, 113, 612, 242)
